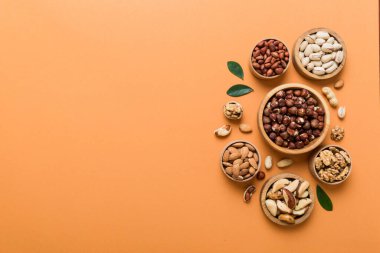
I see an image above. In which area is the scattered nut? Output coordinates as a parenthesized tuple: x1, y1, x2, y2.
(277, 158, 293, 168)
(334, 80, 344, 89)
(338, 106, 346, 119)
(239, 123, 252, 133)
(322, 87, 338, 107)
(214, 124, 231, 137)
(264, 156, 273, 170)
(314, 146, 351, 183)
(243, 185, 256, 203)
(221, 141, 260, 181)
(224, 101, 243, 120)
(331, 126, 344, 141)
(256, 171, 266, 180)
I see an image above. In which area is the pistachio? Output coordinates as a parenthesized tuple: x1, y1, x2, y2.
(265, 199, 277, 216)
(278, 214, 295, 224)
(271, 178, 290, 193)
(264, 156, 273, 170)
(239, 123, 252, 133)
(295, 198, 312, 210)
(282, 188, 296, 209)
(277, 158, 293, 168)
(277, 200, 292, 214)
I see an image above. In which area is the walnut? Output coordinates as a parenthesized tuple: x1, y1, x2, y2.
(314, 157, 323, 170)
(340, 151, 351, 164)
(320, 150, 334, 166)
(331, 126, 344, 141)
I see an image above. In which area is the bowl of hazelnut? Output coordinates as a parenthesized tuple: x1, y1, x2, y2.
(258, 83, 330, 155)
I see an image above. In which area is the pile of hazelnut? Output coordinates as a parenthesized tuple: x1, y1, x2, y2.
(262, 88, 325, 149)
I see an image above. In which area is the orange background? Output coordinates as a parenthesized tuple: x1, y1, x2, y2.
(0, 0, 379, 252)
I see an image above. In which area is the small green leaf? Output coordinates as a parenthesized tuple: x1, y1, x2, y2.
(316, 185, 333, 211)
(227, 61, 244, 80)
(227, 84, 253, 97)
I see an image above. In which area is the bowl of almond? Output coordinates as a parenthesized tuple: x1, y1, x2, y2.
(260, 173, 314, 226)
(220, 140, 261, 182)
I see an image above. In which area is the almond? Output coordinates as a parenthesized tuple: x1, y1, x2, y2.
(229, 152, 241, 161)
(240, 146, 249, 159)
(232, 142, 244, 148)
(239, 123, 252, 133)
(222, 150, 229, 162)
(248, 158, 258, 169)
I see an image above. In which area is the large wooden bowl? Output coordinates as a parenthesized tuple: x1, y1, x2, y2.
(309, 145, 353, 185)
(292, 27, 347, 80)
(260, 173, 315, 226)
(249, 38, 291, 80)
(257, 83, 330, 155)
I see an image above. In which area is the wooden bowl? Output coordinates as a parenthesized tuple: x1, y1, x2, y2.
(260, 173, 314, 226)
(309, 145, 352, 185)
(249, 38, 291, 80)
(292, 27, 347, 80)
(258, 83, 330, 155)
(220, 140, 261, 182)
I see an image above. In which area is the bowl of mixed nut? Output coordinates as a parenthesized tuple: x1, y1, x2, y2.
(309, 145, 352, 185)
(260, 173, 314, 226)
(220, 140, 261, 182)
(258, 83, 330, 155)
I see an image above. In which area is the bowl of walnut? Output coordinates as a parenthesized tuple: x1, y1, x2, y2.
(309, 145, 352, 185)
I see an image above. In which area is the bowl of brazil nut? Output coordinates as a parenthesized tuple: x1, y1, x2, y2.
(258, 83, 330, 155)
(260, 173, 314, 226)
(309, 145, 352, 185)
(249, 38, 291, 79)
(220, 140, 261, 182)
(293, 28, 347, 80)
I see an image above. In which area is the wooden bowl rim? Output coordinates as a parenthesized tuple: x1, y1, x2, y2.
(257, 83, 330, 155)
(260, 173, 315, 226)
(292, 27, 347, 80)
(249, 37, 291, 80)
(219, 140, 261, 182)
(309, 144, 353, 185)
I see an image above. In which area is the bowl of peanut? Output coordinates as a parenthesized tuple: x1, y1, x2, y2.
(309, 145, 352, 185)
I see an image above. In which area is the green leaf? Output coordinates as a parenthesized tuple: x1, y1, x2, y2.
(316, 185, 333, 211)
(227, 61, 244, 80)
(226, 84, 253, 97)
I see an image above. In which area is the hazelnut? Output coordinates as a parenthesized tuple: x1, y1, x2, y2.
(270, 101, 279, 109)
(279, 124, 286, 132)
(264, 108, 271, 116)
(289, 121, 297, 129)
(286, 90, 293, 95)
(275, 136, 284, 146)
(256, 171, 266, 180)
(299, 133, 309, 141)
(294, 89, 301, 96)
(272, 123, 280, 133)
(297, 108, 306, 116)
(303, 121, 311, 130)
(285, 99, 294, 107)
(276, 114, 283, 123)
(311, 119, 319, 128)
(282, 116, 291, 125)
(296, 117, 305, 125)
(295, 141, 304, 149)
(278, 98, 286, 107)
(269, 132, 277, 140)
(264, 124, 272, 133)
(306, 108, 314, 116)
(276, 90, 285, 98)
(280, 106, 287, 114)
(301, 89, 310, 98)
(280, 131, 289, 139)
(288, 142, 296, 149)
(263, 116, 271, 124)
(313, 129, 321, 137)
(316, 107, 325, 115)
(270, 113, 277, 122)
(307, 97, 317, 105)
(288, 106, 298, 115)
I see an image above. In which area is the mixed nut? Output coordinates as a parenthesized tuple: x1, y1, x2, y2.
(221, 141, 260, 181)
(298, 31, 344, 76)
(314, 146, 351, 183)
(251, 39, 289, 77)
(262, 88, 325, 149)
(264, 177, 312, 224)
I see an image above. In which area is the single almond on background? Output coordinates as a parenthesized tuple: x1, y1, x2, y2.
(277, 158, 293, 168)
(239, 123, 252, 133)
